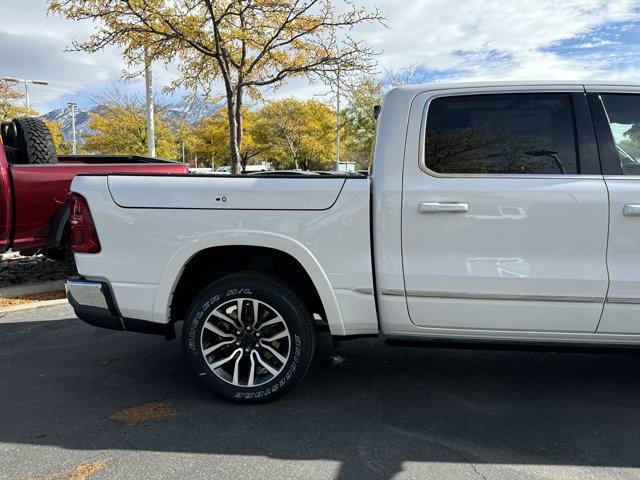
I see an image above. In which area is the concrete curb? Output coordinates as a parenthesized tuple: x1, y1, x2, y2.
(0, 298, 69, 313)
(0, 280, 66, 298)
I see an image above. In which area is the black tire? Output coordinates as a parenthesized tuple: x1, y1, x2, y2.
(44, 243, 75, 264)
(182, 271, 316, 403)
(13, 117, 58, 165)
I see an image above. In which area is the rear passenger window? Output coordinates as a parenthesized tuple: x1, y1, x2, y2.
(600, 94, 640, 175)
(424, 93, 578, 175)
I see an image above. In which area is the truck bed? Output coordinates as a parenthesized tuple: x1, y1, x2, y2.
(0, 147, 188, 255)
(71, 173, 376, 335)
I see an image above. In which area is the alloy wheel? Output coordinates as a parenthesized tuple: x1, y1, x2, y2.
(199, 298, 291, 387)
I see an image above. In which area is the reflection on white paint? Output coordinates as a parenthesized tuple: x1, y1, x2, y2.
(471, 206, 528, 220)
(466, 257, 530, 278)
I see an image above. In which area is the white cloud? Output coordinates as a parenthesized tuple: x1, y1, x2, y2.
(577, 40, 617, 48)
(0, 0, 126, 111)
(359, 0, 639, 81)
(1, 0, 639, 113)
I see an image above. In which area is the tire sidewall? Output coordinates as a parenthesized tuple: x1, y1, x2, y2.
(182, 276, 313, 402)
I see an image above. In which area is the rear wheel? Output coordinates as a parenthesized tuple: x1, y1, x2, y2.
(43, 243, 75, 264)
(182, 272, 315, 403)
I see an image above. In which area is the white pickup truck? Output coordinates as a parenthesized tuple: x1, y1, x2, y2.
(66, 81, 640, 402)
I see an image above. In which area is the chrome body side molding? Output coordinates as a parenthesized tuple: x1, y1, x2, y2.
(381, 289, 605, 303)
(606, 297, 640, 305)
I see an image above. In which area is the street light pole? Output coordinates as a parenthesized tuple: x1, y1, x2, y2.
(24, 79, 30, 110)
(144, 50, 156, 158)
(67, 102, 78, 155)
(335, 68, 341, 173)
(2, 77, 48, 111)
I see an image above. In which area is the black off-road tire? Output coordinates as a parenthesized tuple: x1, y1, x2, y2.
(182, 271, 316, 403)
(13, 117, 58, 165)
(44, 242, 75, 264)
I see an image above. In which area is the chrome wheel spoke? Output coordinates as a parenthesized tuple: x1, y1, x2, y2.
(237, 299, 245, 327)
(202, 338, 235, 356)
(231, 351, 243, 385)
(247, 351, 257, 387)
(211, 348, 242, 369)
(204, 321, 235, 338)
(257, 315, 285, 331)
(211, 310, 241, 331)
(252, 299, 260, 329)
(262, 330, 288, 343)
(254, 350, 279, 377)
(260, 342, 287, 364)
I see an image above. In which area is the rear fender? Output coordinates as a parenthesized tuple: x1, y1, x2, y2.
(153, 230, 346, 335)
(46, 202, 70, 249)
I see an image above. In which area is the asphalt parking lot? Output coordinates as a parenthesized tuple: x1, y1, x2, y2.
(2, 304, 640, 480)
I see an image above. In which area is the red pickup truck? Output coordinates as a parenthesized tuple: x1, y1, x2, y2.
(0, 117, 188, 260)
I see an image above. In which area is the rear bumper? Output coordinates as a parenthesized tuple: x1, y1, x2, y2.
(66, 278, 173, 338)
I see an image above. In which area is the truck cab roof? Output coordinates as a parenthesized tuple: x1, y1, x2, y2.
(389, 80, 640, 94)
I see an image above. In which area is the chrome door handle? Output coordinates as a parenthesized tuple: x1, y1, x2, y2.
(418, 202, 469, 214)
(623, 204, 640, 217)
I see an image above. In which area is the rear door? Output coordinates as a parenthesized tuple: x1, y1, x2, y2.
(588, 88, 640, 334)
(401, 86, 609, 333)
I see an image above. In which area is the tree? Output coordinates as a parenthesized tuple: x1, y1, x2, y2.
(0, 80, 23, 120)
(193, 108, 260, 171)
(237, 111, 261, 171)
(44, 120, 70, 154)
(253, 98, 335, 171)
(341, 78, 382, 169)
(82, 93, 177, 158)
(0, 80, 39, 120)
(175, 120, 198, 164)
(193, 109, 229, 168)
(383, 64, 434, 88)
(49, 0, 384, 174)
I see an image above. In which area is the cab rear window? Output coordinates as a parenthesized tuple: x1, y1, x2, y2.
(424, 93, 578, 175)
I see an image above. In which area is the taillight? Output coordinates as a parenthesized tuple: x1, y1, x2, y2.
(69, 192, 101, 253)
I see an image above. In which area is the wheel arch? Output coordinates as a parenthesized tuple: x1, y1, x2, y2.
(46, 202, 70, 250)
(154, 230, 346, 335)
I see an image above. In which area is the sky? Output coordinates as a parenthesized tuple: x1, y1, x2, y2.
(0, 0, 639, 114)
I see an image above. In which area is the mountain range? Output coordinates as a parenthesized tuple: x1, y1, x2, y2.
(41, 97, 218, 143)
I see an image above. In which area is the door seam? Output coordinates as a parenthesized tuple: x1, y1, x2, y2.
(595, 177, 611, 333)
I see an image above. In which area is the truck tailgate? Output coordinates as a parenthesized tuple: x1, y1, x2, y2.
(107, 175, 346, 210)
